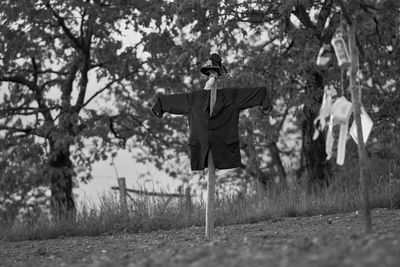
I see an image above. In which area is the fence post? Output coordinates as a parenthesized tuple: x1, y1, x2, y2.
(118, 177, 128, 216)
(185, 186, 193, 222)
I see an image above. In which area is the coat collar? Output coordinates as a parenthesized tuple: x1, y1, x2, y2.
(202, 89, 230, 118)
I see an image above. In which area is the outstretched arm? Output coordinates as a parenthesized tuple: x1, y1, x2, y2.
(151, 92, 192, 118)
(234, 87, 272, 113)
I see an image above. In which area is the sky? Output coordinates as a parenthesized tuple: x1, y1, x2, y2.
(74, 149, 182, 206)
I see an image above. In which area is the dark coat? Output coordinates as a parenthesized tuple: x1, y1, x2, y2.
(151, 87, 271, 171)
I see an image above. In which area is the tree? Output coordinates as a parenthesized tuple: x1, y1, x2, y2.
(0, 0, 168, 216)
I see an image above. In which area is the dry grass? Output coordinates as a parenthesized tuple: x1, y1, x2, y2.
(1, 175, 399, 242)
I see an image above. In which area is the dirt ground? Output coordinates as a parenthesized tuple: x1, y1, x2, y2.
(1, 208, 400, 267)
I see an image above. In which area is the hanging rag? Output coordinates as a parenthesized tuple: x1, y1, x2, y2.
(330, 96, 352, 165)
(349, 106, 373, 145)
(313, 87, 352, 165)
(313, 85, 337, 140)
(316, 44, 333, 67)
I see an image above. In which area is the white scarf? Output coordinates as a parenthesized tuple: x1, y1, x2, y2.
(204, 74, 218, 115)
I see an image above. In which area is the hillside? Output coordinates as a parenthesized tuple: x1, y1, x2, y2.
(1, 208, 400, 267)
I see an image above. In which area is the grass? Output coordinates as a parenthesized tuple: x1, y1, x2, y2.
(1, 175, 399, 242)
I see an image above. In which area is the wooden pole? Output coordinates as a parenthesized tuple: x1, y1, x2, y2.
(348, 22, 372, 233)
(205, 74, 217, 238)
(118, 177, 128, 216)
(185, 186, 193, 222)
(111, 186, 183, 198)
(206, 151, 216, 238)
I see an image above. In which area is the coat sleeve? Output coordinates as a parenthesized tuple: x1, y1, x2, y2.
(151, 93, 192, 118)
(234, 87, 272, 112)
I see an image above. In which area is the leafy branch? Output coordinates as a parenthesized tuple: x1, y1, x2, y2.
(82, 61, 148, 109)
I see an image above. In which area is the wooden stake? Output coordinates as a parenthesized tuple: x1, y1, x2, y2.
(118, 177, 128, 216)
(348, 22, 372, 233)
(205, 74, 217, 238)
(206, 151, 216, 238)
(185, 186, 193, 222)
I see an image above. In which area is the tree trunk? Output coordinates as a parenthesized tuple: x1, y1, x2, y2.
(242, 119, 272, 188)
(48, 138, 75, 218)
(302, 71, 332, 191)
(267, 141, 287, 186)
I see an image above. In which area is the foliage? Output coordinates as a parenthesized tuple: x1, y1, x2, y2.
(0, 0, 170, 213)
(0, 137, 48, 224)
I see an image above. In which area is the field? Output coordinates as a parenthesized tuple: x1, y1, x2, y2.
(1, 208, 400, 267)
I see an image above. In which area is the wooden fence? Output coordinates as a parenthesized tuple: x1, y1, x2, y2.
(111, 177, 193, 217)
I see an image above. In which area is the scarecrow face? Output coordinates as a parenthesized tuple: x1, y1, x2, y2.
(208, 70, 219, 78)
(203, 71, 219, 90)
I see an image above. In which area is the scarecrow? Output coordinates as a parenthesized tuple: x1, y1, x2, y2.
(151, 53, 272, 171)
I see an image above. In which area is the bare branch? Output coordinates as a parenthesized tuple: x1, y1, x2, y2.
(45, 1, 84, 51)
(250, 34, 281, 53)
(75, 12, 94, 110)
(280, 39, 295, 57)
(316, 0, 334, 31)
(0, 73, 55, 124)
(89, 41, 144, 70)
(277, 97, 291, 133)
(109, 116, 127, 146)
(82, 76, 121, 108)
(62, 56, 81, 105)
(80, 8, 87, 45)
(83, 12, 94, 52)
(31, 57, 39, 85)
(40, 79, 63, 91)
(292, 4, 317, 32)
(0, 106, 37, 116)
(336, 0, 353, 26)
(82, 61, 147, 108)
(0, 75, 36, 91)
(5, 110, 39, 116)
(38, 69, 68, 76)
(75, 57, 90, 109)
(0, 125, 35, 135)
(0, 105, 61, 117)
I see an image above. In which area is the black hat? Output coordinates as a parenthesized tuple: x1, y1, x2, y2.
(200, 53, 227, 76)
